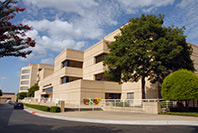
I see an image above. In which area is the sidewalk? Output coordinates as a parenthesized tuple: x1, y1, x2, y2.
(24, 107, 198, 126)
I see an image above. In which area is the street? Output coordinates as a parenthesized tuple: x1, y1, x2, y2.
(0, 104, 198, 133)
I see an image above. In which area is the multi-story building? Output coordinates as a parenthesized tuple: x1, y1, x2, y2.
(33, 28, 198, 105)
(18, 63, 54, 93)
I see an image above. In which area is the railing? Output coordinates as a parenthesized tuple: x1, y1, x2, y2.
(64, 100, 102, 111)
(22, 98, 178, 112)
(101, 99, 164, 108)
(22, 97, 63, 106)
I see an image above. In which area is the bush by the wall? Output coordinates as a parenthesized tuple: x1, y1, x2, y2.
(50, 106, 61, 112)
(24, 103, 60, 112)
(115, 102, 129, 107)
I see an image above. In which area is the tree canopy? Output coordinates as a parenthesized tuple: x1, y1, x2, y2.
(161, 69, 198, 101)
(0, 0, 35, 58)
(27, 83, 39, 97)
(104, 14, 194, 99)
(0, 89, 2, 96)
(17, 92, 27, 100)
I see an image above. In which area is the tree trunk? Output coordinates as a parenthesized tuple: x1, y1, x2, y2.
(157, 82, 162, 99)
(185, 100, 189, 112)
(193, 100, 195, 108)
(141, 76, 146, 99)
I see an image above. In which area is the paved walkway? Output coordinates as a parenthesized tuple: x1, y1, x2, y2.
(24, 107, 198, 126)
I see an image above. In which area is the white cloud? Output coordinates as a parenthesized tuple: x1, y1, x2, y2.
(20, 0, 180, 61)
(22, 0, 98, 15)
(20, 19, 88, 61)
(168, 0, 198, 45)
(23, 19, 103, 40)
(176, 0, 195, 8)
(40, 58, 54, 65)
(118, 0, 175, 13)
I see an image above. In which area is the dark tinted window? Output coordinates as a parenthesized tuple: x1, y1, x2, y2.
(43, 87, 53, 92)
(62, 60, 83, 68)
(22, 69, 30, 74)
(61, 76, 82, 84)
(95, 53, 107, 63)
(95, 73, 104, 81)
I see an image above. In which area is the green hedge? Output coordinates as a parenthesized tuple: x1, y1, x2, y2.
(115, 102, 129, 107)
(50, 106, 61, 112)
(24, 103, 60, 112)
(159, 112, 198, 117)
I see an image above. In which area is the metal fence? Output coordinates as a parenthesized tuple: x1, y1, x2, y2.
(22, 97, 178, 112)
(22, 97, 63, 106)
(101, 99, 164, 108)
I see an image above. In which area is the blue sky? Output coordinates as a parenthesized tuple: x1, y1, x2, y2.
(1, 0, 198, 94)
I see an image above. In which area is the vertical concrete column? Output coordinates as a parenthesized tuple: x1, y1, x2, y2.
(35, 99, 38, 104)
(59, 101, 65, 112)
(143, 102, 161, 114)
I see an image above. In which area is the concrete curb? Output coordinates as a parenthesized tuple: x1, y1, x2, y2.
(24, 109, 198, 126)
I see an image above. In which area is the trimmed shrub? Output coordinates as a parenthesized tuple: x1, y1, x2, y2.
(115, 102, 129, 107)
(24, 103, 50, 112)
(50, 106, 61, 112)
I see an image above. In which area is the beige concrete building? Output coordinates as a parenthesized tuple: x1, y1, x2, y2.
(19, 63, 54, 93)
(0, 93, 17, 104)
(33, 27, 198, 105)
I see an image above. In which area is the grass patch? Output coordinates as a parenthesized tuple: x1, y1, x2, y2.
(159, 112, 198, 117)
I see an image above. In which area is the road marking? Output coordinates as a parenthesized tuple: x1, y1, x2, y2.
(32, 112, 36, 114)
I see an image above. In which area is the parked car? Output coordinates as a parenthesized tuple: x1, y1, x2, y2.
(14, 102, 24, 109)
(6, 100, 15, 105)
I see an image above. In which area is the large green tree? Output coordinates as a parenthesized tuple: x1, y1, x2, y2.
(104, 14, 194, 99)
(27, 83, 39, 97)
(161, 69, 198, 110)
(0, 0, 35, 58)
(17, 92, 27, 100)
(0, 89, 2, 96)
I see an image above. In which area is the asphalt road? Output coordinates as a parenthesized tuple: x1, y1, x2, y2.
(0, 104, 198, 133)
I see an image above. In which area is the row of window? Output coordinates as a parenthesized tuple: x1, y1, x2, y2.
(20, 86, 28, 90)
(21, 81, 29, 85)
(62, 60, 83, 68)
(21, 75, 29, 79)
(61, 53, 107, 69)
(95, 73, 111, 81)
(61, 76, 82, 84)
(43, 87, 53, 92)
(22, 69, 30, 74)
(95, 53, 107, 63)
(60, 73, 108, 84)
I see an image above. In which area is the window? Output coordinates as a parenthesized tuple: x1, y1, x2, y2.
(62, 60, 83, 68)
(95, 73, 111, 81)
(21, 81, 29, 85)
(22, 69, 30, 74)
(43, 83, 52, 88)
(61, 76, 82, 84)
(20, 86, 28, 90)
(43, 87, 53, 92)
(21, 75, 29, 79)
(95, 53, 107, 63)
(105, 93, 121, 99)
(95, 73, 104, 81)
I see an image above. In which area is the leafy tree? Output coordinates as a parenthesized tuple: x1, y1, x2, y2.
(161, 69, 198, 110)
(0, 0, 35, 58)
(27, 83, 39, 97)
(17, 92, 27, 100)
(104, 14, 194, 99)
(0, 89, 2, 96)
